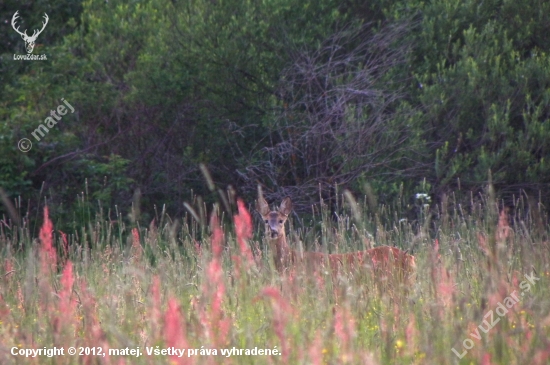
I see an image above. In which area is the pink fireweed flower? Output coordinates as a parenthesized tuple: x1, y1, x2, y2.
(234, 199, 254, 266)
(39, 206, 57, 272)
(481, 352, 493, 365)
(131, 227, 142, 262)
(209, 262, 223, 311)
(40, 206, 57, 268)
(207, 262, 231, 347)
(533, 345, 550, 365)
(307, 332, 324, 365)
(164, 298, 192, 365)
(59, 261, 76, 314)
(54, 261, 77, 335)
(435, 267, 455, 307)
(198, 225, 231, 348)
(334, 305, 356, 360)
(430, 239, 455, 311)
(0, 284, 10, 321)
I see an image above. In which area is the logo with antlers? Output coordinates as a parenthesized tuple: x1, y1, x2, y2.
(11, 11, 49, 54)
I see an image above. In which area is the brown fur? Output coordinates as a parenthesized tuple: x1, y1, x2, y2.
(257, 196, 416, 284)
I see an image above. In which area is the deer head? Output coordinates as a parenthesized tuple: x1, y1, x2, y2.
(12, 11, 49, 54)
(256, 197, 292, 240)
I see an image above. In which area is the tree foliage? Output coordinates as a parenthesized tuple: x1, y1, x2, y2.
(1, 0, 549, 221)
(398, 0, 550, 202)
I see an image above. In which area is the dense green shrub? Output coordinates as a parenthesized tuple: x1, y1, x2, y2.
(394, 0, 550, 202)
(1, 0, 549, 225)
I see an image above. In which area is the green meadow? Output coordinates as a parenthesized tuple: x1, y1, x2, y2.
(1, 189, 548, 365)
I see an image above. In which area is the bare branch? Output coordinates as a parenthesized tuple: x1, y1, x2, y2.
(239, 21, 422, 210)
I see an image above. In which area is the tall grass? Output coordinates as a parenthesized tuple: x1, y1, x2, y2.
(0, 189, 549, 364)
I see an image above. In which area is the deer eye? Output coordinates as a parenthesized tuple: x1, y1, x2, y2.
(264, 220, 268, 224)
(279, 220, 283, 224)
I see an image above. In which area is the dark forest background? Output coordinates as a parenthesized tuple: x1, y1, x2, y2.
(1, 0, 550, 228)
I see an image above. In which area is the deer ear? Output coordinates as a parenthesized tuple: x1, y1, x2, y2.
(256, 197, 270, 216)
(279, 197, 292, 216)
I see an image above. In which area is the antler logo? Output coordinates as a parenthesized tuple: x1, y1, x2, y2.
(11, 11, 49, 54)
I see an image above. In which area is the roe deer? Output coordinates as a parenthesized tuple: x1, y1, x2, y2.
(256, 196, 416, 286)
